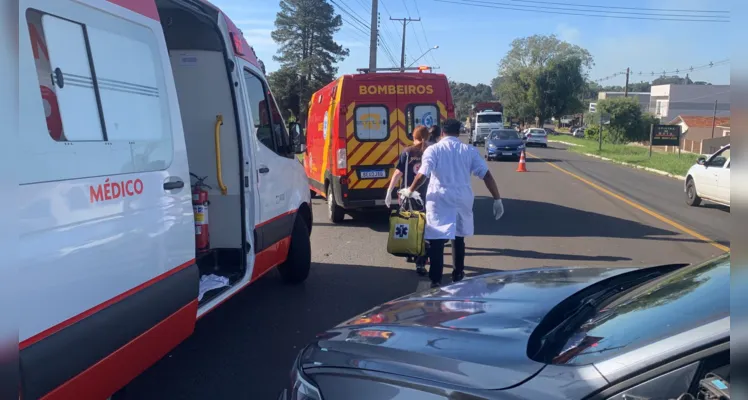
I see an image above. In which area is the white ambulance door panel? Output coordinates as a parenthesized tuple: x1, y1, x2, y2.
(19, 1, 193, 351)
(241, 68, 286, 224)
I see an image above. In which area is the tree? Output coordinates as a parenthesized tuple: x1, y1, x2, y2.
(271, 0, 348, 122)
(596, 97, 651, 144)
(497, 35, 592, 125)
(652, 75, 692, 85)
(267, 66, 301, 121)
(449, 81, 497, 120)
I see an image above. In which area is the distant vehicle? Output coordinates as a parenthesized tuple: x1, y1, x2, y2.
(486, 129, 525, 161)
(572, 128, 585, 138)
(544, 127, 558, 135)
(281, 254, 731, 400)
(685, 144, 730, 207)
(472, 111, 503, 146)
(525, 128, 548, 147)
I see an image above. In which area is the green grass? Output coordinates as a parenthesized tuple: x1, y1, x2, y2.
(549, 135, 699, 177)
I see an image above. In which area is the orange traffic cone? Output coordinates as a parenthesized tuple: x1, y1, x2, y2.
(516, 150, 528, 172)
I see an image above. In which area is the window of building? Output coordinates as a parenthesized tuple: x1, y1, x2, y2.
(655, 100, 668, 117)
(355, 105, 389, 141)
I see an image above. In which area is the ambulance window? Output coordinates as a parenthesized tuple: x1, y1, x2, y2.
(25, 9, 167, 143)
(29, 12, 104, 141)
(355, 105, 389, 141)
(266, 91, 292, 157)
(406, 104, 439, 140)
(243, 69, 276, 151)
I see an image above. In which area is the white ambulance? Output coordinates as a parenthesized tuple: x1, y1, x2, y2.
(16, 0, 312, 398)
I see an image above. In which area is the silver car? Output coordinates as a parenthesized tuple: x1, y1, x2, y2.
(281, 254, 730, 399)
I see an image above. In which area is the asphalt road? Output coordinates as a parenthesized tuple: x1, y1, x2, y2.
(121, 138, 728, 399)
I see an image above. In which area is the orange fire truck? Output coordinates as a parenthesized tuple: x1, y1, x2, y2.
(303, 66, 455, 222)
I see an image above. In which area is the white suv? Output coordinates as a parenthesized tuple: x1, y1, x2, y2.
(685, 144, 730, 207)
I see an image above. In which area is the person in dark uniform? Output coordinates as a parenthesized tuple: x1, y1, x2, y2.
(428, 125, 440, 145)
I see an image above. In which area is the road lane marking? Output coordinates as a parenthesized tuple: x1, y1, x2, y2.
(526, 152, 730, 253)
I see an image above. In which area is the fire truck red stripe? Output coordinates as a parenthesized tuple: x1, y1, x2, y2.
(20, 259, 195, 350)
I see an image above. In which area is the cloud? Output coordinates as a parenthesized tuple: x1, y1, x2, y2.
(556, 23, 581, 44)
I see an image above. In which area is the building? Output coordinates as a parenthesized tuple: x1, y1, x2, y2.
(669, 115, 730, 155)
(649, 84, 730, 123)
(597, 91, 650, 113)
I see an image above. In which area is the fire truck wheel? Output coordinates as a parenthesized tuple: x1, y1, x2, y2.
(327, 185, 345, 223)
(278, 216, 311, 284)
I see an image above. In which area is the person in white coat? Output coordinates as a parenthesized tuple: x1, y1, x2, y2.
(400, 119, 504, 288)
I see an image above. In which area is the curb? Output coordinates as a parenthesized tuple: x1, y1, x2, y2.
(549, 140, 581, 147)
(549, 141, 686, 181)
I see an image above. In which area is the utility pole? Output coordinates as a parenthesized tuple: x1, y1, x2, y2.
(368, 0, 378, 71)
(624, 67, 630, 97)
(711, 100, 718, 138)
(390, 17, 420, 72)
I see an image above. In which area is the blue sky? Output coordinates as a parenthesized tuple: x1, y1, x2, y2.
(213, 0, 731, 87)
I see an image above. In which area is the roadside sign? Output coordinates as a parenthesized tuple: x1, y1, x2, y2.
(651, 124, 681, 146)
(589, 103, 597, 113)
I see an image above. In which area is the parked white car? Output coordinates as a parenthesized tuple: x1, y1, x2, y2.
(572, 128, 585, 138)
(524, 128, 548, 147)
(685, 144, 730, 207)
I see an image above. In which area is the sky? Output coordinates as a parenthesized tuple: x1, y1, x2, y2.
(213, 0, 731, 87)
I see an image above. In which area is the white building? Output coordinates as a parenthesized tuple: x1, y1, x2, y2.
(649, 84, 730, 123)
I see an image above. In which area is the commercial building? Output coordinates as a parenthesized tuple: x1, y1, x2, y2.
(649, 84, 730, 123)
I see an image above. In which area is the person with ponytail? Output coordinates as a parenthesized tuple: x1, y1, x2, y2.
(385, 125, 432, 275)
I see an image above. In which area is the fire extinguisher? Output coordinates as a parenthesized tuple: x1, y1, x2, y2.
(191, 173, 211, 255)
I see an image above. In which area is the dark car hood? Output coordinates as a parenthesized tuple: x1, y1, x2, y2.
(301, 267, 637, 390)
(487, 138, 524, 147)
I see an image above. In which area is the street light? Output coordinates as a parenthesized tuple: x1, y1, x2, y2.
(408, 45, 439, 68)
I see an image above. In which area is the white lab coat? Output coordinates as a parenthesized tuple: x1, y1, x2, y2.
(418, 136, 489, 240)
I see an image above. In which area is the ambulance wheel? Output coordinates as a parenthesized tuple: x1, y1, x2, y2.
(327, 185, 345, 223)
(278, 216, 312, 284)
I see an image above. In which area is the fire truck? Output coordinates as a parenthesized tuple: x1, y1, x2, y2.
(302, 66, 455, 222)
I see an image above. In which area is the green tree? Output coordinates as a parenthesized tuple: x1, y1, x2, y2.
(596, 97, 651, 144)
(271, 0, 348, 122)
(497, 35, 592, 125)
(267, 66, 301, 120)
(652, 75, 692, 85)
(449, 81, 497, 120)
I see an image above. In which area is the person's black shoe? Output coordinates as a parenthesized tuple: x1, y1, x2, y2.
(452, 271, 465, 283)
(416, 264, 427, 276)
(430, 281, 441, 289)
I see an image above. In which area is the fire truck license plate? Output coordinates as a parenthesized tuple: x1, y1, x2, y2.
(360, 169, 386, 179)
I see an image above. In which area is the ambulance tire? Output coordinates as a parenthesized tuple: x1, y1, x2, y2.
(278, 216, 312, 284)
(327, 185, 345, 223)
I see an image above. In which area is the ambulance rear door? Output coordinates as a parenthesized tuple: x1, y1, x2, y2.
(346, 75, 400, 192)
(398, 75, 450, 141)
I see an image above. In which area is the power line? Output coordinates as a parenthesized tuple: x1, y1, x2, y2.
(502, 0, 729, 14)
(380, 0, 417, 62)
(593, 60, 730, 83)
(401, 0, 413, 17)
(432, 0, 730, 22)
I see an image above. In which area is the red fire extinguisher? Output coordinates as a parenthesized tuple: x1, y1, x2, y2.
(191, 173, 211, 255)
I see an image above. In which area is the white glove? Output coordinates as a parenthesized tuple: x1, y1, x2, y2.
(385, 187, 393, 208)
(398, 188, 413, 199)
(493, 199, 504, 220)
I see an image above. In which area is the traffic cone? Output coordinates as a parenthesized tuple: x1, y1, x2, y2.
(516, 149, 528, 172)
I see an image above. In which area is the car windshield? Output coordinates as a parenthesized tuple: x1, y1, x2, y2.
(490, 130, 519, 140)
(477, 114, 503, 123)
(550, 254, 730, 365)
